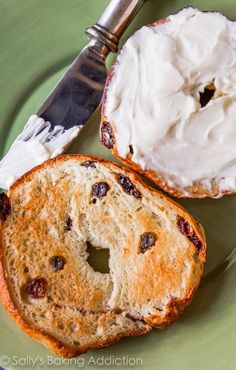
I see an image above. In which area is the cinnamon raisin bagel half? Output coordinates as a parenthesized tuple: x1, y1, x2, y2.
(0, 154, 206, 357)
(101, 7, 236, 198)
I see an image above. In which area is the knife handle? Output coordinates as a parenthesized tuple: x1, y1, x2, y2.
(86, 0, 147, 53)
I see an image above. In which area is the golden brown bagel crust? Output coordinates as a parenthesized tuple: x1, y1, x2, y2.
(100, 16, 232, 198)
(0, 154, 206, 357)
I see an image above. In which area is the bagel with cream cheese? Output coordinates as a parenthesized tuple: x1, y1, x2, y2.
(101, 7, 236, 198)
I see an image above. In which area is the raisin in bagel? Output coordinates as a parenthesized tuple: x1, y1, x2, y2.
(101, 7, 236, 198)
(0, 154, 206, 357)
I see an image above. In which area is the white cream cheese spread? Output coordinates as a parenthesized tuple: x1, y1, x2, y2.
(0, 115, 81, 189)
(105, 7, 236, 194)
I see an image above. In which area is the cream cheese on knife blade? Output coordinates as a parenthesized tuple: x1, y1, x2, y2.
(0, 115, 81, 190)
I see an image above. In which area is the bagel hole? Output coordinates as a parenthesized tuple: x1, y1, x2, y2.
(199, 84, 215, 107)
(86, 241, 110, 274)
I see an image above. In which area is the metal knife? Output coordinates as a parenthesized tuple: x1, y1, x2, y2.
(0, 0, 146, 190)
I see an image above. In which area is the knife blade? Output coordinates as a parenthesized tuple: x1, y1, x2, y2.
(37, 42, 107, 131)
(0, 0, 147, 190)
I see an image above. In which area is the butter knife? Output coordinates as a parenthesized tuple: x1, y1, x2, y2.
(0, 0, 146, 190)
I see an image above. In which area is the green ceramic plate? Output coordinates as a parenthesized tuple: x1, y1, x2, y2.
(1, 1, 236, 369)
